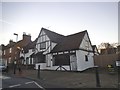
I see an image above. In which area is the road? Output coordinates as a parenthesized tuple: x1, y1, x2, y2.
(1, 74, 45, 89)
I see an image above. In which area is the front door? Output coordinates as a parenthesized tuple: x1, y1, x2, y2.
(70, 55, 77, 71)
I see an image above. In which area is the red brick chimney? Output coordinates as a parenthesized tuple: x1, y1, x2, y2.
(23, 32, 31, 42)
(9, 40, 15, 45)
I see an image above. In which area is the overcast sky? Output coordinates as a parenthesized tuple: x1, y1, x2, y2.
(0, 1, 119, 46)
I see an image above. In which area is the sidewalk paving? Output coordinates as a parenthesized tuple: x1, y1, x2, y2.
(4, 67, 118, 88)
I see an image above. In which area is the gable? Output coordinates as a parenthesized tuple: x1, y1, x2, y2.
(36, 28, 64, 53)
(37, 28, 64, 43)
(37, 30, 50, 44)
(79, 33, 93, 52)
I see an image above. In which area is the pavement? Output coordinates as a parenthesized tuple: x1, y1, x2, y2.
(3, 67, 119, 89)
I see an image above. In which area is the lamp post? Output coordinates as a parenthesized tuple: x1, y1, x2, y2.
(13, 33, 18, 74)
(14, 33, 18, 42)
(17, 46, 24, 73)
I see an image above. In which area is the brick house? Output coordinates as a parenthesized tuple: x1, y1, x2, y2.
(2, 33, 31, 67)
(19, 39, 37, 66)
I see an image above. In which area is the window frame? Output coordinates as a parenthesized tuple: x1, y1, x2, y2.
(9, 48, 12, 53)
(4, 50, 6, 55)
(40, 42, 46, 50)
(85, 55, 88, 62)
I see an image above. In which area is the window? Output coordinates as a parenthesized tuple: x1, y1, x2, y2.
(4, 50, 6, 55)
(30, 58, 32, 64)
(9, 48, 12, 53)
(8, 57, 11, 63)
(40, 42, 46, 49)
(26, 57, 29, 64)
(85, 55, 88, 62)
(40, 35, 46, 42)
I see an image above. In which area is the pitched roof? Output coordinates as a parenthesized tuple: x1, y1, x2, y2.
(23, 39, 37, 53)
(40, 28, 65, 43)
(92, 45, 96, 51)
(92, 45, 99, 54)
(51, 30, 87, 53)
(4, 41, 16, 49)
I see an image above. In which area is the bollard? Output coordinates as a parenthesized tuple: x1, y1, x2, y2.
(94, 66, 101, 87)
(38, 65, 40, 79)
(118, 66, 120, 89)
(13, 61, 17, 74)
(13, 64, 16, 74)
(6, 66, 9, 73)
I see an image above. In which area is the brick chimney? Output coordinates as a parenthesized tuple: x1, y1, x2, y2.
(23, 32, 31, 42)
(9, 40, 14, 45)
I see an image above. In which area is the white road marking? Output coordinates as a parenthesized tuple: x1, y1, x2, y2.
(0, 76, 11, 79)
(9, 84, 21, 88)
(8, 80, 44, 89)
(25, 81, 34, 84)
(25, 81, 44, 89)
(33, 81, 44, 89)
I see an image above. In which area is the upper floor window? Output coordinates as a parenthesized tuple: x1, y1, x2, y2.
(4, 50, 6, 55)
(40, 42, 46, 49)
(40, 35, 46, 42)
(9, 48, 12, 53)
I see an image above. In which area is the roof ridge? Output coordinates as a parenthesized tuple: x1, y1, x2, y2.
(65, 30, 87, 37)
(42, 27, 64, 36)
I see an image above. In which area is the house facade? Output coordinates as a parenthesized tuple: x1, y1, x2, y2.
(20, 39, 37, 65)
(34, 28, 94, 71)
(34, 28, 64, 69)
(2, 33, 31, 67)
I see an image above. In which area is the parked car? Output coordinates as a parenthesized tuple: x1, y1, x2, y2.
(0, 63, 7, 72)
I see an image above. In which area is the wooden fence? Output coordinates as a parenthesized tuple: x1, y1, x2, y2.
(94, 53, 119, 68)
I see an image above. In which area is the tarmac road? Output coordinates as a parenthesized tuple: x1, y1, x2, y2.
(1, 74, 44, 89)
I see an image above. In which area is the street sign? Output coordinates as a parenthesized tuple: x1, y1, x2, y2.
(116, 60, 120, 66)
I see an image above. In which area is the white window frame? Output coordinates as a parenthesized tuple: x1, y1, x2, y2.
(9, 48, 12, 53)
(4, 50, 6, 55)
(8, 57, 11, 63)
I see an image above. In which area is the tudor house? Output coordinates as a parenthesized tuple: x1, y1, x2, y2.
(32, 28, 95, 71)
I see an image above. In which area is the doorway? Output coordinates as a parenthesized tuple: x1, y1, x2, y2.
(70, 55, 77, 71)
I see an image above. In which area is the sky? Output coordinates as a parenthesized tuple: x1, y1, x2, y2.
(0, 0, 119, 47)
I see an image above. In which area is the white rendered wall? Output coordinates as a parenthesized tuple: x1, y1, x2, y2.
(24, 49, 34, 65)
(35, 63, 70, 71)
(70, 54, 77, 71)
(80, 33, 93, 51)
(76, 50, 94, 71)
